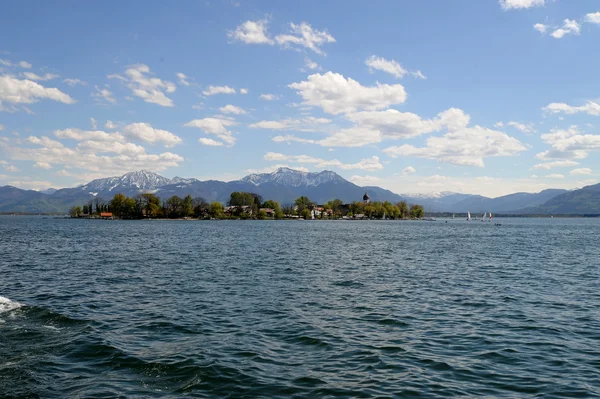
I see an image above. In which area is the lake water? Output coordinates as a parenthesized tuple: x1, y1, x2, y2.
(1, 217, 599, 398)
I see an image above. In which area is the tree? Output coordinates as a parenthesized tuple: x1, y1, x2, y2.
(300, 208, 312, 220)
(139, 193, 161, 218)
(329, 198, 343, 218)
(110, 193, 127, 217)
(409, 204, 424, 219)
(208, 202, 224, 218)
(256, 210, 268, 220)
(82, 204, 88, 215)
(282, 204, 295, 217)
(295, 196, 312, 213)
(263, 200, 283, 219)
(183, 195, 194, 217)
(397, 201, 409, 219)
(69, 206, 82, 218)
(166, 196, 184, 218)
(192, 197, 209, 218)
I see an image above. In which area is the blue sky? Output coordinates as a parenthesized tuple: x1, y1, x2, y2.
(1, 0, 599, 197)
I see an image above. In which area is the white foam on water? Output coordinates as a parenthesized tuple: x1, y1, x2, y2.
(0, 296, 22, 314)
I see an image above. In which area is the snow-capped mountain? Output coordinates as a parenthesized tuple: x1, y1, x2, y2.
(241, 167, 346, 187)
(81, 170, 173, 193)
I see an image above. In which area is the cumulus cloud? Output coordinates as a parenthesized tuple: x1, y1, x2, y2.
(22, 72, 59, 81)
(264, 152, 383, 171)
(538, 125, 600, 159)
(534, 23, 548, 34)
(250, 116, 331, 131)
(288, 72, 407, 114)
(585, 12, 600, 24)
(365, 56, 425, 80)
(349, 175, 382, 186)
(383, 125, 527, 167)
(92, 85, 116, 104)
(259, 93, 279, 101)
(18, 61, 32, 69)
(228, 19, 273, 44)
(545, 173, 564, 179)
(2, 134, 183, 176)
(33, 161, 52, 169)
(403, 166, 416, 175)
(198, 137, 225, 146)
(571, 168, 592, 175)
(202, 85, 236, 96)
(0, 75, 76, 109)
(176, 72, 190, 86)
(240, 88, 249, 95)
(63, 78, 86, 87)
(544, 101, 600, 116)
(507, 121, 536, 133)
(219, 104, 246, 115)
(532, 160, 579, 170)
(551, 19, 581, 39)
(304, 57, 320, 70)
(121, 123, 182, 147)
(500, 0, 544, 10)
(245, 164, 310, 174)
(274, 22, 335, 55)
(109, 64, 176, 107)
(90, 117, 97, 129)
(105, 120, 116, 129)
(184, 117, 238, 146)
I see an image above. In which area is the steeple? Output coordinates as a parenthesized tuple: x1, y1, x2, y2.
(363, 192, 370, 204)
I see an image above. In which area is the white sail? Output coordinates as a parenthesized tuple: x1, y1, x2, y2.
(482, 212, 487, 221)
(467, 211, 471, 221)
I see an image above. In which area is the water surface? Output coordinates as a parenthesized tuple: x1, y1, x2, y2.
(1, 217, 599, 398)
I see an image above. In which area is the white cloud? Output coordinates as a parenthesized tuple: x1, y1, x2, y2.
(90, 117, 97, 129)
(383, 125, 527, 167)
(289, 72, 407, 114)
(245, 164, 310, 174)
(33, 161, 52, 169)
(272, 135, 318, 144)
(92, 85, 116, 104)
(304, 57, 320, 70)
(202, 85, 236, 96)
(264, 152, 383, 171)
(109, 64, 176, 107)
(349, 175, 382, 186)
(532, 160, 579, 169)
(411, 70, 427, 80)
(250, 116, 331, 131)
(63, 78, 86, 87)
(54, 128, 125, 142)
(121, 122, 182, 147)
(18, 61, 32, 69)
(105, 120, 116, 129)
(403, 166, 416, 175)
(228, 19, 273, 44)
(259, 93, 279, 101)
(544, 101, 600, 116)
(365, 56, 407, 79)
(198, 137, 224, 146)
(1, 162, 19, 172)
(1, 134, 184, 176)
(551, 19, 581, 39)
(500, 0, 544, 10)
(534, 23, 548, 34)
(545, 173, 564, 179)
(585, 12, 600, 24)
(184, 117, 238, 146)
(22, 72, 59, 81)
(494, 121, 504, 128)
(176, 72, 190, 86)
(240, 88, 248, 95)
(571, 168, 592, 175)
(274, 22, 335, 55)
(507, 121, 536, 133)
(538, 125, 600, 159)
(219, 104, 246, 115)
(0, 75, 76, 108)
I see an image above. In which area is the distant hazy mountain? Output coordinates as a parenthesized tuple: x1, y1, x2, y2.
(0, 168, 590, 214)
(527, 183, 600, 214)
(40, 188, 57, 195)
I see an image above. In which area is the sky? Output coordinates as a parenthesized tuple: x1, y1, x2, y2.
(1, 0, 600, 197)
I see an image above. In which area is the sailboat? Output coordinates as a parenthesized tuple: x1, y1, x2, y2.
(481, 212, 487, 222)
(489, 212, 493, 222)
(467, 211, 471, 221)
(452, 213, 455, 219)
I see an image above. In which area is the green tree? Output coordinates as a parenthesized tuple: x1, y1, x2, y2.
(263, 200, 283, 219)
(397, 201, 409, 219)
(69, 206, 82, 218)
(139, 193, 161, 218)
(110, 193, 127, 217)
(166, 195, 184, 218)
(409, 204, 424, 219)
(183, 194, 194, 217)
(329, 198, 343, 218)
(256, 210, 268, 219)
(300, 208, 312, 220)
(192, 197, 209, 218)
(208, 202, 224, 218)
(295, 196, 312, 213)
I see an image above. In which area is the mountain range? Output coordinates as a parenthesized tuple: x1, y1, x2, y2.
(0, 168, 598, 215)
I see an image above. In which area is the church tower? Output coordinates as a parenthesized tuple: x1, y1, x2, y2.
(363, 192, 370, 204)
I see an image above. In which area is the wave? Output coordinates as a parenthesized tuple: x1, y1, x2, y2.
(0, 296, 22, 314)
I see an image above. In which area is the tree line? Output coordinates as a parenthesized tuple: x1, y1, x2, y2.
(69, 191, 424, 220)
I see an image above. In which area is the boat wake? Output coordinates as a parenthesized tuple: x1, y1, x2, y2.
(0, 296, 22, 314)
